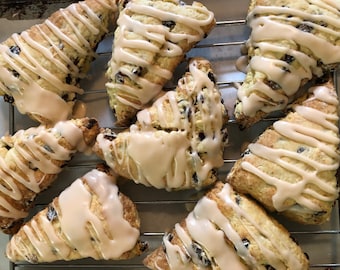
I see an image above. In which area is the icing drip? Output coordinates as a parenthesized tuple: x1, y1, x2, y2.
(0, 0, 116, 123)
(97, 58, 225, 190)
(241, 84, 340, 212)
(106, 0, 214, 109)
(0, 120, 87, 219)
(162, 183, 303, 269)
(6, 169, 140, 262)
(238, 1, 340, 117)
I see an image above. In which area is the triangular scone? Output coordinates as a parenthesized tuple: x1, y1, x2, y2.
(228, 78, 340, 224)
(234, 0, 340, 128)
(105, 0, 216, 126)
(0, 117, 100, 234)
(94, 58, 228, 190)
(0, 0, 117, 124)
(144, 182, 309, 270)
(6, 165, 147, 263)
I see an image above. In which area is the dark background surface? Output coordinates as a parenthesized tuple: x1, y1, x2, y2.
(0, 0, 78, 19)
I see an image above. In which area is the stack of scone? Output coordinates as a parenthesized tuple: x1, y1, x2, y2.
(0, 0, 148, 264)
(141, 0, 340, 268)
(228, 0, 340, 225)
(1, 0, 340, 269)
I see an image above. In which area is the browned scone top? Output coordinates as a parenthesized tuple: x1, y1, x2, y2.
(0, 0, 117, 125)
(0, 117, 100, 234)
(105, 0, 216, 126)
(95, 57, 228, 190)
(144, 181, 309, 270)
(5, 164, 147, 263)
(234, 0, 340, 128)
(228, 78, 340, 224)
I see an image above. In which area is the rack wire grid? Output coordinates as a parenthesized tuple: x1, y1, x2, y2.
(0, 0, 339, 269)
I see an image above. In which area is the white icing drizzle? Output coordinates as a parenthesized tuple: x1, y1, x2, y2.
(217, 184, 303, 269)
(106, 0, 214, 110)
(162, 225, 192, 270)
(35, 24, 79, 74)
(241, 83, 340, 212)
(237, 1, 340, 117)
(162, 197, 248, 269)
(11, 33, 81, 95)
(162, 183, 304, 269)
(0, 120, 88, 219)
(0, 0, 116, 123)
(98, 58, 225, 190)
(6, 169, 140, 262)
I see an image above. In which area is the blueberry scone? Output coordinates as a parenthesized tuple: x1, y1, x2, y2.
(228, 78, 340, 224)
(0, 117, 100, 234)
(144, 181, 309, 270)
(0, 0, 117, 124)
(234, 0, 340, 128)
(106, 0, 216, 126)
(6, 165, 147, 263)
(95, 58, 228, 190)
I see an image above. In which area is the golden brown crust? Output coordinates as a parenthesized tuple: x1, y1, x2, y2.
(118, 191, 148, 259)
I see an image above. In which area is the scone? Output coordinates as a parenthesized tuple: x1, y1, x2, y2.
(144, 181, 309, 270)
(0, 0, 117, 124)
(95, 58, 228, 190)
(105, 0, 216, 126)
(234, 0, 340, 128)
(0, 117, 100, 234)
(228, 78, 340, 224)
(6, 165, 148, 263)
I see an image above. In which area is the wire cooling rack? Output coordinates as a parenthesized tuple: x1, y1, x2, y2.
(1, 0, 339, 269)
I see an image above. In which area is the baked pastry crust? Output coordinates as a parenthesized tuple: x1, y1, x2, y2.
(143, 181, 309, 270)
(0, 117, 100, 234)
(5, 165, 147, 263)
(228, 78, 340, 224)
(234, 0, 340, 128)
(0, 0, 117, 124)
(95, 57, 228, 190)
(106, 0, 216, 126)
